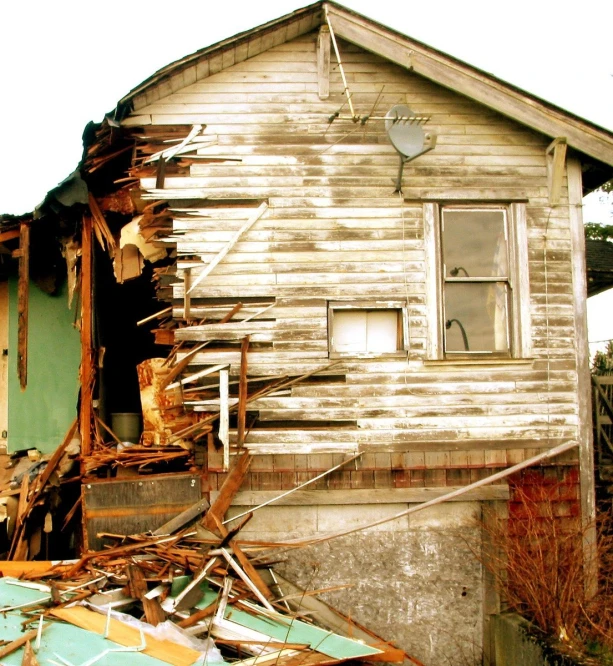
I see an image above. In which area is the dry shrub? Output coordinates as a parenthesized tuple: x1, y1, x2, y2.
(481, 484, 613, 659)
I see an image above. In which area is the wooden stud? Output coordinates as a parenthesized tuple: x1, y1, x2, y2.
(237, 335, 250, 448)
(80, 214, 94, 458)
(17, 222, 29, 391)
(155, 156, 167, 190)
(219, 368, 230, 470)
(317, 25, 331, 99)
(183, 268, 192, 321)
(10, 474, 30, 560)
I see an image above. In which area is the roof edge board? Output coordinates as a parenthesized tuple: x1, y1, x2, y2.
(120, 2, 324, 115)
(324, 4, 613, 167)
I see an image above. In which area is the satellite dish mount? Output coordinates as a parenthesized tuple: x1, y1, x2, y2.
(385, 105, 436, 194)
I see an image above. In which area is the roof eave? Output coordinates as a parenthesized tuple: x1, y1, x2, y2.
(114, 0, 613, 172)
(116, 1, 324, 118)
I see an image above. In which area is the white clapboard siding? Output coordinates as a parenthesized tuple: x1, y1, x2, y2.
(131, 31, 581, 459)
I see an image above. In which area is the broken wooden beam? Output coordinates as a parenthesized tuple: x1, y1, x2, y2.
(203, 450, 251, 533)
(17, 222, 29, 391)
(0, 627, 45, 660)
(153, 497, 210, 536)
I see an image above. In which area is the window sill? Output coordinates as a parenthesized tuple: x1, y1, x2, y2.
(330, 351, 408, 359)
(424, 357, 535, 368)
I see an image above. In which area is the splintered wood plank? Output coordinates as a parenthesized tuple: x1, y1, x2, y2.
(9, 419, 78, 560)
(203, 450, 252, 533)
(187, 202, 268, 294)
(10, 474, 30, 560)
(230, 540, 273, 600)
(0, 629, 39, 660)
(50, 606, 200, 666)
(152, 497, 210, 535)
(20, 640, 39, 666)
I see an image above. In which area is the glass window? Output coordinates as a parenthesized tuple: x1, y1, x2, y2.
(442, 208, 511, 355)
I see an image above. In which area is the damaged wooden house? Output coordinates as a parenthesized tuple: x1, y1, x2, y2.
(2, 2, 613, 664)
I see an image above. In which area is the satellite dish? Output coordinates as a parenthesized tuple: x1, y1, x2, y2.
(385, 105, 426, 158)
(385, 104, 436, 193)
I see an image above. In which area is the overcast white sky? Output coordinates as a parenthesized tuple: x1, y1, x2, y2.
(1, 0, 612, 348)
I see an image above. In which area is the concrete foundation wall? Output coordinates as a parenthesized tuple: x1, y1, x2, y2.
(493, 613, 570, 666)
(230, 501, 483, 666)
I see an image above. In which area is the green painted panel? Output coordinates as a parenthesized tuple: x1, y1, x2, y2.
(0, 578, 189, 666)
(196, 587, 382, 659)
(8, 277, 80, 453)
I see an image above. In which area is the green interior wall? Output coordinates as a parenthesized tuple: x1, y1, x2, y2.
(8, 277, 80, 453)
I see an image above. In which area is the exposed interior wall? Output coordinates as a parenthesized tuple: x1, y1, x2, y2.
(230, 501, 483, 666)
(8, 277, 80, 453)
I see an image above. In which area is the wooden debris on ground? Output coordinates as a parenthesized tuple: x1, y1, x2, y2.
(0, 447, 412, 665)
(0, 498, 407, 666)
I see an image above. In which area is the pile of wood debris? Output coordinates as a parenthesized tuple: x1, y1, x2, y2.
(0, 452, 414, 666)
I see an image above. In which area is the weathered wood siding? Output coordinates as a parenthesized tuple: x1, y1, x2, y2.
(127, 32, 579, 474)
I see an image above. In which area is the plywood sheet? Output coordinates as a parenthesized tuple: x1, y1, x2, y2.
(83, 473, 202, 549)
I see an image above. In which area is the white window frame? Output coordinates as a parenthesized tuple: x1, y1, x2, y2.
(423, 202, 531, 360)
(328, 301, 409, 358)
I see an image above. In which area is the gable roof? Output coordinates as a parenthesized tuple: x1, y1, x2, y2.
(115, 0, 613, 180)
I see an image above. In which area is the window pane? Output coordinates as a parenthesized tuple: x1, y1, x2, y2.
(366, 310, 398, 352)
(444, 283, 509, 353)
(332, 310, 367, 352)
(442, 209, 508, 278)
